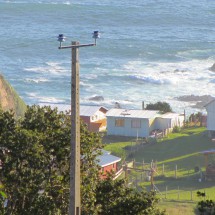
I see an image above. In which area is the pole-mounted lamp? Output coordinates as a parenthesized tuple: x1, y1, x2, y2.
(57, 31, 100, 215)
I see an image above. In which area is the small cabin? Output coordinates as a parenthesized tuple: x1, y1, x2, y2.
(97, 150, 121, 179)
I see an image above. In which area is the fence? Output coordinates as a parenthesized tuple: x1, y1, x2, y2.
(123, 160, 215, 202)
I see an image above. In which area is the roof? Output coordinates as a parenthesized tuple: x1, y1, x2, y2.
(39, 103, 108, 116)
(158, 112, 184, 119)
(205, 99, 215, 108)
(97, 150, 121, 167)
(106, 108, 160, 119)
(80, 105, 108, 116)
(199, 149, 215, 155)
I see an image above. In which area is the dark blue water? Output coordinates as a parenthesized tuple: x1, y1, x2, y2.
(0, 0, 215, 113)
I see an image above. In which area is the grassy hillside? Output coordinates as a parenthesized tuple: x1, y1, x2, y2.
(0, 74, 26, 117)
(104, 127, 215, 214)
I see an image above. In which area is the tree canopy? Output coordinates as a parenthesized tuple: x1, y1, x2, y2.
(0, 105, 165, 215)
(145, 101, 172, 114)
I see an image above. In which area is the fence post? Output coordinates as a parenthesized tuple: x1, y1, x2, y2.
(135, 176, 138, 188)
(142, 160, 144, 170)
(133, 159, 135, 168)
(191, 191, 193, 201)
(177, 186, 180, 200)
(151, 160, 154, 168)
(125, 163, 128, 182)
(165, 186, 167, 199)
(175, 165, 177, 179)
(204, 189, 206, 201)
(162, 164, 165, 175)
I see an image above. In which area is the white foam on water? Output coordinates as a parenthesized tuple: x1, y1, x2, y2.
(24, 62, 69, 76)
(2, 0, 71, 4)
(123, 59, 215, 87)
(81, 96, 135, 109)
(111, 58, 215, 113)
(26, 92, 65, 104)
(82, 74, 98, 80)
(24, 78, 50, 83)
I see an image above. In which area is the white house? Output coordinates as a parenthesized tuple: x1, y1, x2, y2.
(155, 112, 185, 131)
(205, 99, 215, 135)
(106, 108, 161, 137)
(106, 108, 185, 138)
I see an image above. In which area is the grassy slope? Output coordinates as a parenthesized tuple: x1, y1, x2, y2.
(103, 127, 215, 214)
(0, 74, 26, 117)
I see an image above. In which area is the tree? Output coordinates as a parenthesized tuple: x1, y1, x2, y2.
(95, 176, 165, 215)
(196, 191, 215, 215)
(0, 105, 165, 214)
(0, 105, 102, 214)
(146, 102, 172, 114)
(189, 112, 203, 126)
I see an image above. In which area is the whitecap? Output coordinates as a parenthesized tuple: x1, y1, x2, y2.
(24, 78, 49, 83)
(24, 61, 68, 75)
(25, 92, 65, 104)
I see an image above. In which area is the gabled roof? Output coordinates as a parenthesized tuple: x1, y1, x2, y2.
(205, 99, 215, 108)
(199, 149, 215, 155)
(97, 150, 121, 167)
(106, 108, 160, 119)
(80, 105, 108, 116)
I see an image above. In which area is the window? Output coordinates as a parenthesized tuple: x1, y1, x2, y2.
(115, 118, 124, 127)
(131, 119, 141, 128)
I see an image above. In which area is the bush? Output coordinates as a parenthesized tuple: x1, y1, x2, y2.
(194, 166, 200, 173)
(173, 126, 181, 133)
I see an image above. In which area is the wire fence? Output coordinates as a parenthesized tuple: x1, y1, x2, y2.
(124, 160, 215, 202)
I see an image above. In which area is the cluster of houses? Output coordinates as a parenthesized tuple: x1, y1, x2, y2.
(51, 103, 186, 178)
(48, 99, 215, 178)
(54, 104, 185, 137)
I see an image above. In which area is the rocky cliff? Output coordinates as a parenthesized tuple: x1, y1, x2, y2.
(0, 74, 26, 117)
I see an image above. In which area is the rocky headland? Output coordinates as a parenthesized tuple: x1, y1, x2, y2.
(175, 95, 214, 109)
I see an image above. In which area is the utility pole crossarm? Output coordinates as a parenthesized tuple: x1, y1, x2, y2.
(59, 43, 96, 49)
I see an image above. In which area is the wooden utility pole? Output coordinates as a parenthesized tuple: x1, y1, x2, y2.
(70, 41, 81, 215)
(58, 31, 99, 215)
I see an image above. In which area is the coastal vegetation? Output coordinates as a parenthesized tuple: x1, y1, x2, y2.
(145, 101, 173, 113)
(0, 106, 164, 215)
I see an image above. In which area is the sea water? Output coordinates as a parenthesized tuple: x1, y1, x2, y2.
(0, 0, 215, 114)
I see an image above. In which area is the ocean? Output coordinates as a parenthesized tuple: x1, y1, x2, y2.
(1, 0, 215, 115)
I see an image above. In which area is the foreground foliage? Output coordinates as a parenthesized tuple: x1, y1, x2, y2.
(197, 191, 215, 215)
(96, 177, 165, 215)
(0, 106, 164, 215)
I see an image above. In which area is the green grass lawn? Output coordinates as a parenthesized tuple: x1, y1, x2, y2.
(103, 126, 215, 214)
(158, 200, 197, 215)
